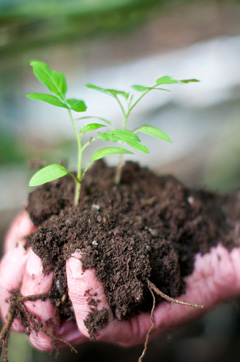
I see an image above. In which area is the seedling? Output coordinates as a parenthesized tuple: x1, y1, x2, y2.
(28, 61, 199, 203)
(27, 61, 134, 205)
(86, 76, 199, 183)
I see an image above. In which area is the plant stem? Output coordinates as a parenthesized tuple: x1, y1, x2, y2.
(114, 95, 126, 118)
(114, 154, 123, 185)
(115, 87, 158, 184)
(68, 109, 82, 205)
(129, 88, 153, 113)
(115, 112, 128, 185)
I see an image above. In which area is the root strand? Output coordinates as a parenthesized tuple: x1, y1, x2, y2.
(138, 285, 156, 362)
(138, 280, 204, 362)
(148, 280, 204, 309)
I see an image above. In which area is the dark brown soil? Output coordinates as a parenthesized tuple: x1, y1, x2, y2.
(25, 161, 238, 338)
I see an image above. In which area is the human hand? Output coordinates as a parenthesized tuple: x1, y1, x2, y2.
(1, 211, 240, 351)
(0, 211, 87, 351)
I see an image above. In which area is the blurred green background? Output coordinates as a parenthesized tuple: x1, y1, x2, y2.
(1, 0, 240, 361)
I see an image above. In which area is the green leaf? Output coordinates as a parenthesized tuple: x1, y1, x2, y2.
(86, 84, 107, 93)
(29, 164, 69, 187)
(131, 84, 170, 93)
(111, 130, 140, 143)
(97, 132, 110, 141)
(30, 61, 67, 99)
(77, 116, 112, 126)
(135, 125, 172, 143)
(156, 76, 180, 85)
(156, 76, 200, 86)
(98, 130, 140, 143)
(180, 78, 200, 83)
(131, 85, 152, 92)
(26, 93, 68, 109)
(82, 123, 106, 134)
(91, 147, 133, 162)
(126, 141, 149, 154)
(67, 99, 87, 112)
(86, 84, 129, 99)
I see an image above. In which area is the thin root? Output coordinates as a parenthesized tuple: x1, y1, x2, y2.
(138, 285, 156, 362)
(0, 290, 77, 361)
(138, 280, 204, 362)
(148, 280, 204, 309)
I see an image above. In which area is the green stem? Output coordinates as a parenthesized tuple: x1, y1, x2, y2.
(81, 136, 98, 152)
(81, 160, 93, 181)
(68, 171, 79, 184)
(114, 95, 126, 118)
(129, 88, 153, 113)
(115, 86, 157, 184)
(114, 153, 124, 185)
(115, 112, 128, 185)
(67, 109, 82, 205)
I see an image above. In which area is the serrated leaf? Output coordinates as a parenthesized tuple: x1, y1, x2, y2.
(180, 78, 200, 83)
(126, 141, 149, 154)
(82, 123, 106, 134)
(30, 61, 67, 99)
(91, 147, 133, 162)
(26, 93, 68, 109)
(29, 164, 69, 187)
(135, 125, 172, 143)
(156, 76, 180, 85)
(67, 99, 87, 112)
(86, 84, 129, 99)
(77, 116, 112, 126)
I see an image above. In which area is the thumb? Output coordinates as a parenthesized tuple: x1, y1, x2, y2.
(66, 250, 113, 339)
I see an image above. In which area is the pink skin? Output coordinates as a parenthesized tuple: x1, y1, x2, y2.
(1, 211, 240, 350)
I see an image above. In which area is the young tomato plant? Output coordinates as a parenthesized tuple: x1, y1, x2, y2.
(86, 76, 199, 183)
(27, 61, 134, 204)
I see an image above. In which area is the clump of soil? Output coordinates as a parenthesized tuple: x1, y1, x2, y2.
(26, 161, 237, 336)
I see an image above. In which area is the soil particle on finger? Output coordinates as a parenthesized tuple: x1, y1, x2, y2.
(26, 161, 238, 335)
(84, 308, 109, 341)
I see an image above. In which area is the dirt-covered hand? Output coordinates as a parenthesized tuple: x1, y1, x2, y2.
(66, 243, 240, 346)
(0, 211, 87, 351)
(1, 212, 240, 351)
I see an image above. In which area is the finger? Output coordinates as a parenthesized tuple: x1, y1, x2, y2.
(56, 320, 88, 345)
(0, 242, 29, 332)
(20, 250, 59, 351)
(29, 320, 88, 351)
(66, 251, 144, 346)
(66, 250, 114, 338)
(60, 252, 148, 346)
(4, 211, 36, 253)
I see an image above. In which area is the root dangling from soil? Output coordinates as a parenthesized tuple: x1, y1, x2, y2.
(138, 283, 156, 362)
(147, 280, 204, 309)
(138, 280, 204, 362)
(0, 291, 77, 362)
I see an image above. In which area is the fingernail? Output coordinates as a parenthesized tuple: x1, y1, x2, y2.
(26, 250, 43, 275)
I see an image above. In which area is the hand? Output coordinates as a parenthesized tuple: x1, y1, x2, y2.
(1, 211, 240, 351)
